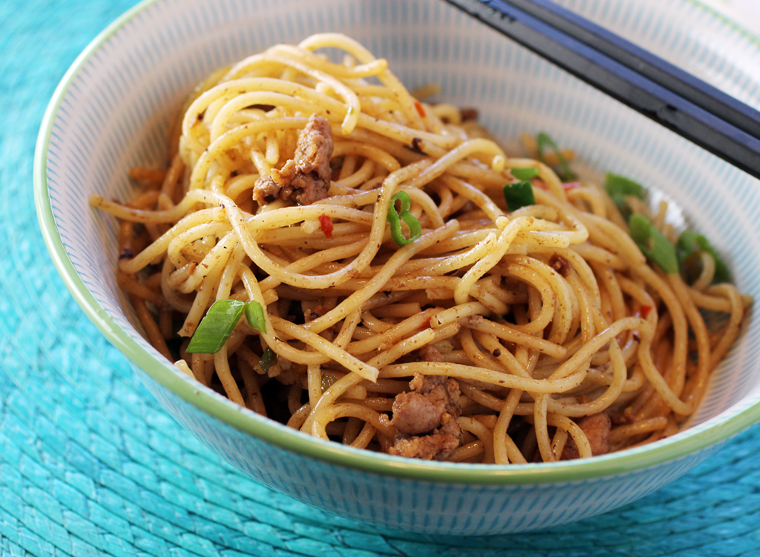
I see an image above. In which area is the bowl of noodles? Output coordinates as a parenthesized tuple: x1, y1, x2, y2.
(35, 0, 760, 535)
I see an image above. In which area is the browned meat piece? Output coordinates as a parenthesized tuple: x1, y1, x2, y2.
(459, 107, 479, 121)
(389, 373, 462, 460)
(291, 114, 333, 194)
(392, 391, 445, 435)
(389, 418, 462, 461)
(549, 254, 572, 277)
(561, 413, 611, 460)
(610, 407, 635, 426)
(418, 344, 444, 363)
(465, 315, 484, 327)
(394, 374, 460, 434)
(253, 114, 333, 206)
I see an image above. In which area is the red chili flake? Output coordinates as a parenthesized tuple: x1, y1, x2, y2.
(562, 182, 581, 190)
(533, 179, 549, 190)
(641, 305, 654, 318)
(318, 215, 333, 238)
(414, 101, 426, 118)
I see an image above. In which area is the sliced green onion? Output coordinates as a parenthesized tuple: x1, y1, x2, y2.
(628, 214, 679, 274)
(536, 132, 576, 181)
(503, 180, 535, 212)
(388, 191, 421, 246)
(510, 167, 540, 180)
(259, 347, 277, 372)
(605, 173, 646, 217)
(676, 230, 730, 283)
(186, 299, 247, 354)
(245, 300, 267, 333)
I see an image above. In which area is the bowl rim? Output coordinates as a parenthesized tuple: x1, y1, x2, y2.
(34, 0, 760, 485)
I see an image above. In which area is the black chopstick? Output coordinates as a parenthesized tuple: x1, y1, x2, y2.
(506, 0, 760, 140)
(442, 0, 760, 180)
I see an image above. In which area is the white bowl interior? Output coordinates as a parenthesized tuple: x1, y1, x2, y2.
(45, 0, 760, 451)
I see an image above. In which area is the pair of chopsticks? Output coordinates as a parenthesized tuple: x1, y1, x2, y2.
(442, 0, 760, 180)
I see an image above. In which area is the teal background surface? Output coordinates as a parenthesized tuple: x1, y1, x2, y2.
(2, 0, 760, 554)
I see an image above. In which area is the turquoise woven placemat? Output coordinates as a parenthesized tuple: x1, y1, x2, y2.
(2, 0, 760, 555)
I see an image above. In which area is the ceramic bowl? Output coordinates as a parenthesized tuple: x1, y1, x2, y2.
(35, 0, 760, 534)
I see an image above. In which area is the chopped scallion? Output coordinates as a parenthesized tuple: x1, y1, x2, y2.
(186, 300, 247, 354)
(605, 173, 646, 217)
(245, 301, 267, 334)
(259, 348, 277, 372)
(676, 230, 730, 283)
(536, 132, 576, 181)
(387, 191, 421, 246)
(510, 167, 540, 180)
(628, 214, 679, 274)
(503, 180, 535, 211)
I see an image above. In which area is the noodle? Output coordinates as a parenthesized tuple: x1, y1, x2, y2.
(92, 33, 749, 464)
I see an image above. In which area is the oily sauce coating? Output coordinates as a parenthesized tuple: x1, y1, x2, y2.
(253, 114, 334, 205)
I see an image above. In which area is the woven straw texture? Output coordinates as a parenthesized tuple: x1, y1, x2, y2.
(3, 0, 760, 554)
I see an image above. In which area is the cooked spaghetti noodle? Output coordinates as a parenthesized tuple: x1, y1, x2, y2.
(91, 33, 749, 463)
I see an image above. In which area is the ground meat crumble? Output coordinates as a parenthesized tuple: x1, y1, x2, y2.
(389, 356, 463, 461)
(561, 413, 611, 460)
(253, 114, 334, 206)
